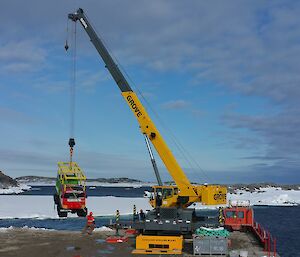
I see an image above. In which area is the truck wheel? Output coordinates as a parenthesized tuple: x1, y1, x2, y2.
(57, 205, 67, 218)
(77, 207, 87, 217)
(53, 194, 59, 205)
(83, 207, 88, 216)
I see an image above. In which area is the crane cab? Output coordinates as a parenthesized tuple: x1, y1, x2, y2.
(148, 184, 227, 208)
(149, 185, 187, 208)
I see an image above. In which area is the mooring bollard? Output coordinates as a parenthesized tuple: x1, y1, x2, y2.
(133, 204, 138, 221)
(116, 209, 120, 236)
(218, 207, 224, 225)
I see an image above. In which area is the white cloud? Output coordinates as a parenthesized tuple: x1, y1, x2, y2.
(162, 100, 190, 110)
(0, 107, 34, 124)
(0, 40, 46, 73)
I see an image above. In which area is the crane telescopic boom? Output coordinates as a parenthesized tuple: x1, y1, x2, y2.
(68, 8, 226, 207)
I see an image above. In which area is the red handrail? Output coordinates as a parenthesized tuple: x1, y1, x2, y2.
(252, 221, 276, 256)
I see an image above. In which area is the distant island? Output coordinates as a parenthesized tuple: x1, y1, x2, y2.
(15, 176, 143, 185)
(1, 171, 299, 205)
(1, 171, 299, 192)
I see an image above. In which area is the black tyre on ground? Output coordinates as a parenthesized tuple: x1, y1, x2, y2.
(77, 207, 87, 217)
(57, 205, 67, 218)
(53, 194, 59, 205)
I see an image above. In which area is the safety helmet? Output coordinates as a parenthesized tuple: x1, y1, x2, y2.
(89, 212, 93, 215)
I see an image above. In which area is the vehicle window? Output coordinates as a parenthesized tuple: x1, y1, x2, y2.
(226, 211, 234, 218)
(174, 188, 178, 195)
(64, 193, 75, 199)
(72, 186, 83, 191)
(64, 193, 84, 199)
(238, 211, 244, 218)
(162, 188, 173, 199)
(156, 188, 162, 194)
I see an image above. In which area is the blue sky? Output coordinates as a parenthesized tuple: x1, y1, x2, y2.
(0, 1, 299, 183)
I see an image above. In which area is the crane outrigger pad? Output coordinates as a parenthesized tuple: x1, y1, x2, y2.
(132, 235, 183, 255)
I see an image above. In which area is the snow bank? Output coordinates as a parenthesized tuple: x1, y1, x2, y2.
(0, 226, 54, 232)
(190, 187, 300, 209)
(0, 187, 298, 219)
(0, 184, 31, 194)
(94, 226, 113, 232)
(228, 187, 300, 206)
(0, 195, 149, 219)
(0, 226, 14, 232)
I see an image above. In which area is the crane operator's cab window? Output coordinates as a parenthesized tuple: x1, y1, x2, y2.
(162, 188, 173, 199)
(174, 188, 178, 195)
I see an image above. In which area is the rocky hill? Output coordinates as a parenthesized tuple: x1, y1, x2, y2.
(0, 171, 18, 188)
(16, 176, 142, 185)
(16, 176, 56, 184)
(227, 183, 300, 194)
(13, 176, 300, 191)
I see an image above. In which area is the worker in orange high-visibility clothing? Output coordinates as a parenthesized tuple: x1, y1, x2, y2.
(82, 211, 95, 234)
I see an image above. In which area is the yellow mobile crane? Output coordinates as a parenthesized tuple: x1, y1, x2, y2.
(68, 8, 226, 208)
(68, 9, 226, 241)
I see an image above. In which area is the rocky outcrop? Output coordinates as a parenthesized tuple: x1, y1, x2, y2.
(16, 176, 143, 184)
(0, 171, 18, 188)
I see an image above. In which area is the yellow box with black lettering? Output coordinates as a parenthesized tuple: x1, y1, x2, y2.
(132, 235, 183, 255)
(196, 185, 227, 205)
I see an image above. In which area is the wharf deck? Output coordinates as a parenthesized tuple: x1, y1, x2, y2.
(183, 230, 279, 257)
(0, 228, 280, 257)
(228, 230, 279, 257)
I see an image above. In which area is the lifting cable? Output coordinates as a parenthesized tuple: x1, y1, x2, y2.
(65, 19, 77, 166)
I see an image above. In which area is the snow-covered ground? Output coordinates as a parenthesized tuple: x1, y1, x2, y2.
(228, 187, 300, 206)
(0, 226, 55, 232)
(94, 226, 113, 232)
(0, 187, 299, 219)
(0, 225, 112, 232)
(0, 184, 31, 194)
(0, 195, 149, 219)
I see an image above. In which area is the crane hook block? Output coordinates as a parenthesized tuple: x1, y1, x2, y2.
(65, 40, 69, 51)
(68, 138, 75, 148)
